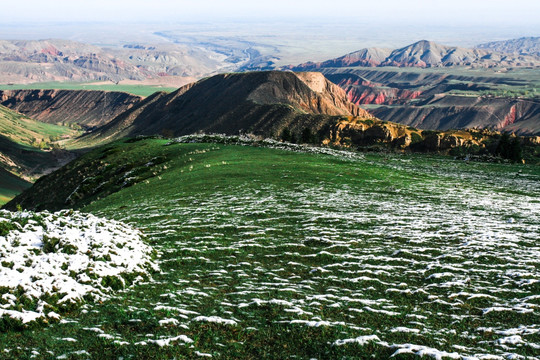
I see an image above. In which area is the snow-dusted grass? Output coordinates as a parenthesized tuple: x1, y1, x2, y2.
(0, 210, 158, 329)
(1, 140, 539, 359)
(169, 133, 364, 160)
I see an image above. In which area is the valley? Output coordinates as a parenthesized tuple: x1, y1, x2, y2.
(0, 105, 79, 193)
(0, 69, 539, 205)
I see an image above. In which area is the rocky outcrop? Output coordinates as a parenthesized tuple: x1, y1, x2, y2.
(330, 118, 418, 148)
(0, 89, 143, 128)
(326, 117, 533, 155)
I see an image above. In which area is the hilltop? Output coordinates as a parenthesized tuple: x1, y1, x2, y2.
(79, 71, 374, 145)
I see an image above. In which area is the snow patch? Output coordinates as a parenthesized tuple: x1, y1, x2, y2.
(0, 210, 158, 326)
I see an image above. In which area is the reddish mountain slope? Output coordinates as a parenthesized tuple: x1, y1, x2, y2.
(82, 71, 374, 143)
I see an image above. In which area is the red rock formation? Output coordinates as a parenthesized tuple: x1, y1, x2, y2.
(41, 44, 62, 57)
(500, 105, 517, 129)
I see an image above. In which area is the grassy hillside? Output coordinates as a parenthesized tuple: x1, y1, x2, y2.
(0, 134, 71, 204)
(0, 105, 76, 148)
(0, 105, 78, 203)
(0, 167, 30, 205)
(2, 137, 539, 359)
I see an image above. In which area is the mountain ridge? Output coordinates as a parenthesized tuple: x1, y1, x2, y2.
(477, 37, 540, 57)
(288, 40, 540, 70)
(0, 89, 143, 128)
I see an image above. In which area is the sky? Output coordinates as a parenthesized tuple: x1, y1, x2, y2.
(1, 0, 539, 26)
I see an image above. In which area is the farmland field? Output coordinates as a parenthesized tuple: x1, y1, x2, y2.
(0, 83, 177, 97)
(1, 138, 539, 359)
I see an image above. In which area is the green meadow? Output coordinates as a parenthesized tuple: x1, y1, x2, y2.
(0, 83, 177, 97)
(1, 137, 538, 359)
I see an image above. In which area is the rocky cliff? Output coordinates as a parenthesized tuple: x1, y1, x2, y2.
(326, 116, 540, 161)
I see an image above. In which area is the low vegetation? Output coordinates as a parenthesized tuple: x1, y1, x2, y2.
(0, 105, 76, 150)
(0, 83, 177, 98)
(1, 138, 538, 359)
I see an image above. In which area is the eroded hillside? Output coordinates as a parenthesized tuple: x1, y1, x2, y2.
(0, 89, 143, 128)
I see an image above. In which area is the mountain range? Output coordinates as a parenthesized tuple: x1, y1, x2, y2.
(1, 38, 540, 86)
(477, 37, 540, 57)
(0, 39, 149, 83)
(0, 39, 231, 85)
(287, 40, 540, 70)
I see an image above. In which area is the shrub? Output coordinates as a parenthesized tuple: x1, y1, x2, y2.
(410, 132, 423, 144)
(42, 235, 61, 253)
(0, 222, 19, 237)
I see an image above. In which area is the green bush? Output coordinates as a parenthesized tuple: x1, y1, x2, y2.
(101, 276, 124, 290)
(0, 222, 19, 237)
(496, 133, 523, 162)
(42, 235, 61, 253)
(410, 132, 423, 144)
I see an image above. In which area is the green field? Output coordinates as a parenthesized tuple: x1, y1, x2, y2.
(0, 82, 177, 97)
(0, 105, 78, 204)
(1, 137, 539, 359)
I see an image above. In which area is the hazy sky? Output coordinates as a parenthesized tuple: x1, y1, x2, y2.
(2, 0, 539, 26)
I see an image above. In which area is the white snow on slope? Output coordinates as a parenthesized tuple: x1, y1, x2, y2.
(0, 210, 158, 325)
